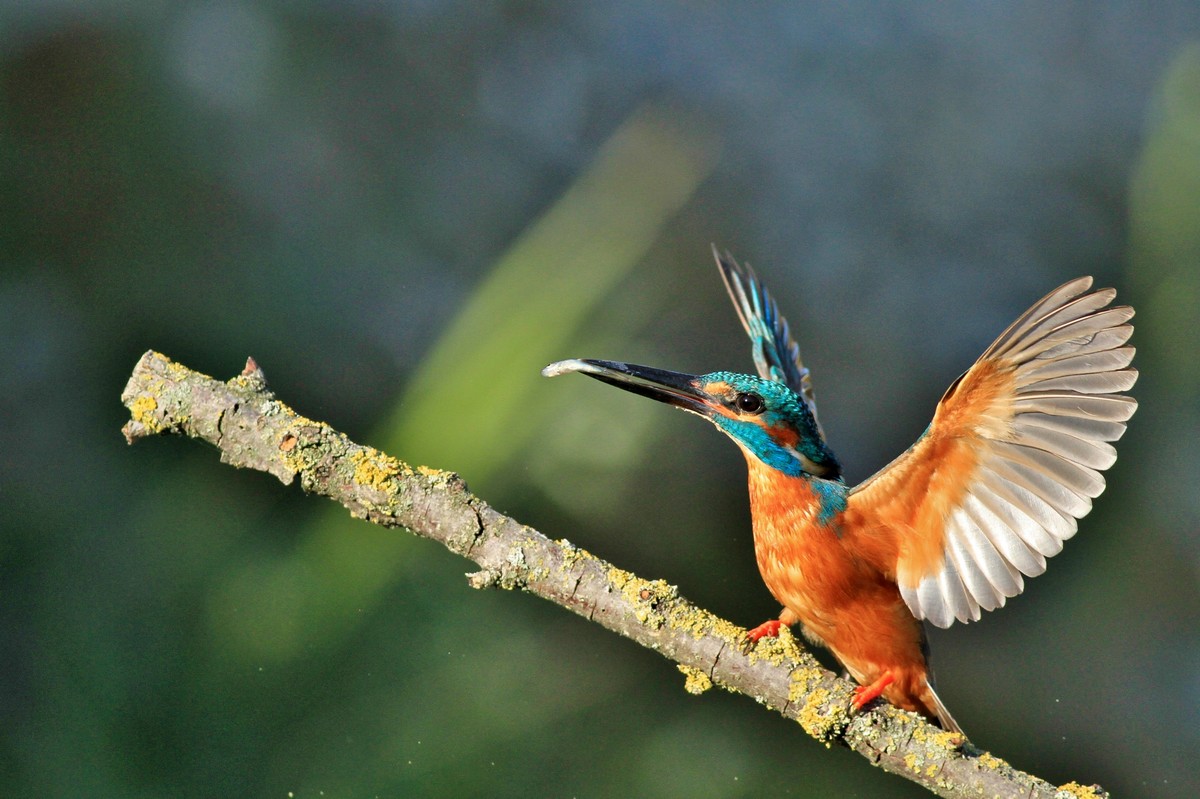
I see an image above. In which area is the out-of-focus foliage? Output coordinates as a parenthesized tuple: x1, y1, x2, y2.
(1, 4, 1196, 798)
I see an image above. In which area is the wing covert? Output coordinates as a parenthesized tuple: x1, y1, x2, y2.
(850, 277, 1137, 628)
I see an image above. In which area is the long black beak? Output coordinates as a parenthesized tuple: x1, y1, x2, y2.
(542, 359, 712, 416)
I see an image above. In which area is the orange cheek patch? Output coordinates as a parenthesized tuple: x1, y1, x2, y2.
(768, 424, 800, 447)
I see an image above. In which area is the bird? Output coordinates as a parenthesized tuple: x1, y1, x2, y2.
(542, 247, 1137, 733)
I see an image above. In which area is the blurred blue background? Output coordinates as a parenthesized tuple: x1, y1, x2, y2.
(3, 3, 1198, 797)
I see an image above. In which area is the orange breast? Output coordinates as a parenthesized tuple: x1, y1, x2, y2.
(744, 459, 855, 628)
(741, 454, 931, 713)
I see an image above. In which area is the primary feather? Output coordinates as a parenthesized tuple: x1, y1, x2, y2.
(851, 277, 1137, 628)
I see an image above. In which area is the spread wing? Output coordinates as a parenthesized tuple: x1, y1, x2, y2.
(849, 277, 1137, 628)
(713, 246, 826, 438)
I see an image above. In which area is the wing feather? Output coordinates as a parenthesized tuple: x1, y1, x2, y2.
(1012, 392, 1136, 419)
(1015, 410, 1128, 442)
(989, 441, 1105, 500)
(1035, 325, 1132, 360)
(968, 483, 1051, 574)
(975, 471, 1073, 549)
(935, 557, 972, 626)
(1021, 346, 1134, 379)
(1000, 307, 1136, 363)
(1011, 423, 1117, 470)
(1030, 370, 1138, 394)
(984, 277, 1094, 358)
(959, 497, 1025, 594)
(944, 512, 1001, 611)
(850, 277, 1137, 627)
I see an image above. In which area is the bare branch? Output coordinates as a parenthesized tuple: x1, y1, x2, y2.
(121, 350, 1107, 799)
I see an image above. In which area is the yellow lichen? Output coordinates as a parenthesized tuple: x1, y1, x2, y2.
(226, 374, 258, 391)
(556, 539, 595, 568)
(708, 615, 746, 643)
(787, 664, 825, 694)
(128, 394, 160, 430)
(605, 566, 633, 591)
(1056, 782, 1108, 799)
(977, 751, 1009, 771)
(273, 416, 327, 475)
(350, 448, 402, 492)
(910, 722, 967, 752)
(163, 356, 198, 380)
(677, 664, 713, 695)
(746, 624, 804, 667)
(604, 570, 678, 629)
(664, 602, 704, 637)
(796, 686, 848, 745)
(746, 639, 785, 666)
(602, 565, 746, 642)
(416, 464, 449, 479)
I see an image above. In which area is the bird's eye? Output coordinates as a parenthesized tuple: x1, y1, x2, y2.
(734, 392, 764, 414)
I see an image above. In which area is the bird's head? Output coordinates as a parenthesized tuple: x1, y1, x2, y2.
(543, 359, 841, 480)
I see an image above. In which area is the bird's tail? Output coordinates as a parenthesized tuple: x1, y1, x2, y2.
(922, 680, 963, 735)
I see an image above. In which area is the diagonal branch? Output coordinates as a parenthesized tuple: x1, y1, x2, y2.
(120, 350, 1106, 799)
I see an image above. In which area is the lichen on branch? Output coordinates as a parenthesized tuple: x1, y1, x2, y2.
(120, 350, 1105, 799)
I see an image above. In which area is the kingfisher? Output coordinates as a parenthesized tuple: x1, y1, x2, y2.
(543, 247, 1137, 732)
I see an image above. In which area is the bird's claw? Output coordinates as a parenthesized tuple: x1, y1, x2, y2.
(740, 619, 785, 654)
(851, 671, 896, 711)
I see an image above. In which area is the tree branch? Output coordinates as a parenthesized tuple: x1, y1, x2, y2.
(120, 350, 1106, 799)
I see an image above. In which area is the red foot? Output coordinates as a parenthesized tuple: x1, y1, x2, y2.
(851, 671, 896, 711)
(740, 619, 784, 653)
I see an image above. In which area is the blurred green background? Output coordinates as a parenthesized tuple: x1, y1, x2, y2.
(3, 4, 1198, 798)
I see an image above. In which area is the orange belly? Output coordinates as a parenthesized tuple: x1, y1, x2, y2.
(745, 458, 940, 720)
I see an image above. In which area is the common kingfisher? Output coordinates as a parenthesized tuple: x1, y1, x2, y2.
(543, 248, 1137, 732)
